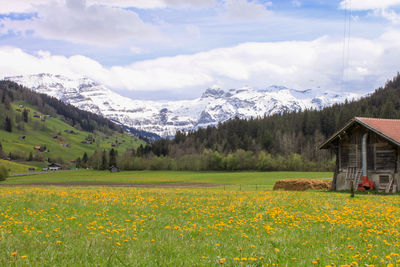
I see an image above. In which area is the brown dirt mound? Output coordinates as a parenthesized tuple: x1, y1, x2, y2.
(273, 179, 331, 191)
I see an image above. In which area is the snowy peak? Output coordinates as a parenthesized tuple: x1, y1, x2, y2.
(264, 85, 289, 92)
(5, 73, 363, 137)
(201, 88, 226, 98)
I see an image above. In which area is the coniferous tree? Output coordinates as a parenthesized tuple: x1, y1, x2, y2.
(4, 116, 12, 132)
(109, 148, 116, 167)
(76, 157, 82, 168)
(100, 150, 108, 170)
(0, 142, 4, 158)
(22, 109, 29, 123)
(82, 152, 88, 168)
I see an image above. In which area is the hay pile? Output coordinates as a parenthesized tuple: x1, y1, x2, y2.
(273, 179, 331, 191)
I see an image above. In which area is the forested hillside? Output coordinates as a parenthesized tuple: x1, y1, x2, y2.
(121, 73, 400, 172)
(0, 81, 145, 172)
(0, 81, 123, 134)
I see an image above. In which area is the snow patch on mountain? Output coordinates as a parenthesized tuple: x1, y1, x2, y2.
(5, 73, 362, 137)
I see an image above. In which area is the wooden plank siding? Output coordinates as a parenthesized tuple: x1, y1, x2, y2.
(375, 144, 396, 171)
(339, 129, 397, 173)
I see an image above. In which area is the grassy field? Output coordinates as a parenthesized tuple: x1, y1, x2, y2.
(1, 170, 333, 185)
(0, 186, 399, 266)
(0, 159, 38, 175)
(0, 102, 144, 165)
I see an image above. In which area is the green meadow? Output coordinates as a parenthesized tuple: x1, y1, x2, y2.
(0, 102, 144, 165)
(0, 159, 38, 174)
(1, 170, 333, 185)
(0, 186, 399, 266)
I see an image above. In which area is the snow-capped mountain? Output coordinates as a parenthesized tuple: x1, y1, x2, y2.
(5, 73, 361, 137)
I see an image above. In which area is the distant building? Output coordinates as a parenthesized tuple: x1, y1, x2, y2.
(320, 117, 400, 193)
(48, 163, 62, 171)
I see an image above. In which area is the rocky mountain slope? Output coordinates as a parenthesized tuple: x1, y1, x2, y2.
(5, 73, 361, 137)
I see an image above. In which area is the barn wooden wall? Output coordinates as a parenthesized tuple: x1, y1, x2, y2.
(338, 126, 397, 173)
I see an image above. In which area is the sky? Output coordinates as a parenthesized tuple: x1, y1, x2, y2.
(0, 0, 400, 100)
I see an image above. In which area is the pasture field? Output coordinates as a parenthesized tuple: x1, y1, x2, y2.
(0, 102, 144, 165)
(2, 169, 332, 185)
(0, 159, 38, 175)
(0, 187, 399, 266)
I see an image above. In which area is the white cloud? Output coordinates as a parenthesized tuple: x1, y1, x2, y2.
(340, 0, 400, 11)
(0, 0, 49, 13)
(161, 0, 216, 8)
(130, 46, 145, 54)
(223, 0, 271, 20)
(374, 9, 400, 24)
(0, 0, 216, 13)
(292, 0, 302, 8)
(0, 0, 162, 46)
(340, 0, 400, 25)
(1, 30, 400, 96)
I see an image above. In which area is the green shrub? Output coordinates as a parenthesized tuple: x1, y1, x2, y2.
(0, 165, 8, 181)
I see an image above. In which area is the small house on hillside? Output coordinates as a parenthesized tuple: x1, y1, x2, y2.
(319, 117, 400, 192)
(48, 163, 62, 171)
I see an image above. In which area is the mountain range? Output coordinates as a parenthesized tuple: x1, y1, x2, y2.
(5, 73, 361, 137)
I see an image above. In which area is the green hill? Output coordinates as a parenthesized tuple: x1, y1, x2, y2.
(0, 82, 145, 172)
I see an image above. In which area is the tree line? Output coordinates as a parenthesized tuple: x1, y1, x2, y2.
(128, 73, 400, 171)
(80, 148, 335, 172)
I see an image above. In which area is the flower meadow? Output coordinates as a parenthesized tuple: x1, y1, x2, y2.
(1, 187, 400, 266)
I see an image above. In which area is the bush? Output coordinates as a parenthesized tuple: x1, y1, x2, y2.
(0, 165, 9, 181)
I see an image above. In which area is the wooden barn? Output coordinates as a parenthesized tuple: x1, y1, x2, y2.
(319, 117, 400, 192)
